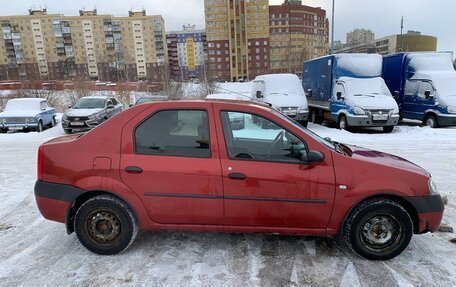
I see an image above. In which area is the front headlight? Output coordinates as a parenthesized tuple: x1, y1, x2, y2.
(62, 114, 68, 121)
(25, 117, 35, 123)
(447, 106, 456, 114)
(88, 114, 98, 120)
(428, 178, 439, 194)
(353, 106, 366, 115)
(393, 106, 399, 114)
(299, 106, 308, 113)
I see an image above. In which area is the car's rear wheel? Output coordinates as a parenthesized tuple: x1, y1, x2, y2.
(74, 195, 138, 255)
(0, 128, 7, 134)
(310, 110, 323, 124)
(49, 116, 56, 127)
(299, 120, 308, 128)
(344, 199, 413, 260)
(36, 121, 43, 133)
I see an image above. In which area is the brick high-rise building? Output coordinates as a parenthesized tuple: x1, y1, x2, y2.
(204, 0, 270, 82)
(167, 25, 206, 81)
(0, 9, 167, 82)
(269, 0, 329, 75)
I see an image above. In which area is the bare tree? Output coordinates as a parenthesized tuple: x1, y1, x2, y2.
(160, 64, 184, 100)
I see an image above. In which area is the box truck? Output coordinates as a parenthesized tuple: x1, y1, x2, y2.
(303, 54, 400, 132)
(382, 52, 456, 128)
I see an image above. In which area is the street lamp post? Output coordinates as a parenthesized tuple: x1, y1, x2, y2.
(330, 0, 335, 54)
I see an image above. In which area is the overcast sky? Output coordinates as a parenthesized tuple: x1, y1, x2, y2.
(1, 0, 454, 57)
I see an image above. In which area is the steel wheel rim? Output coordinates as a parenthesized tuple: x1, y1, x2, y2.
(360, 214, 402, 252)
(340, 118, 346, 130)
(85, 209, 122, 245)
(426, 118, 435, 127)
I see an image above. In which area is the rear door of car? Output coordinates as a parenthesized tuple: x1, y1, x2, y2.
(120, 102, 223, 225)
(213, 103, 336, 229)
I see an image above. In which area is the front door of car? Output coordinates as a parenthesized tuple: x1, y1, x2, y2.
(120, 105, 223, 225)
(403, 80, 436, 120)
(215, 109, 336, 229)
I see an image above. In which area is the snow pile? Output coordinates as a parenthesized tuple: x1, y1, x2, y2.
(335, 54, 383, 78)
(4, 98, 43, 112)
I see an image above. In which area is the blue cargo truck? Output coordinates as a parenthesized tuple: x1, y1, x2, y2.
(303, 54, 400, 132)
(382, 52, 456, 128)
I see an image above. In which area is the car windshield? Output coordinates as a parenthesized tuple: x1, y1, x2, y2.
(272, 109, 335, 150)
(73, 98, 105, 109)
(344, 77, 392, 97)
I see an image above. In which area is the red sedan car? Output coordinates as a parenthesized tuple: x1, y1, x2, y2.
(35, 100, 444, 260)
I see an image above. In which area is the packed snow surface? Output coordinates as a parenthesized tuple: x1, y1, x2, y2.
(0, 115, 455, 286)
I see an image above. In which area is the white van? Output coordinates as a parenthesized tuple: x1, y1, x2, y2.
(251, 73, 309, 126)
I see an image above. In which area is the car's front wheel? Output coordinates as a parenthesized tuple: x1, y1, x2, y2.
(0, 128, 7, 134)
(74, 195, 138, 255)
(344, 199, 413, 260)
(36, 121, 43, 133)
(49, 116, 56, 127)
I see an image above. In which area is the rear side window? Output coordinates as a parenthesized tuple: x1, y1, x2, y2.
(135, 110, 210, 158)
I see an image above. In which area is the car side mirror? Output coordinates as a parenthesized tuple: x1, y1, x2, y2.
(424, 90, 433, 99)
(256, 91, 263, 99)
(393, 91, 400, 99)
(68, 105, 72, 109)
(336, 92, 344, 100)
(300, 150, 325, 164)
(306, 89, 312, 98)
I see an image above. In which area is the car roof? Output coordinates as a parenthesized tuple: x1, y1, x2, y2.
(8, 98, 46, 102)
(80, 96, 109, 100)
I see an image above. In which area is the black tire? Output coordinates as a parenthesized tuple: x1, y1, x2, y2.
(344, 199, 413, 260)
(74, 195, 138, 255)
(383, 126, 395, 133)
(49, 116, 56, 128)
(0, 128, 7, 134)
(36, 121, 43, 133)
(310, 110, 323, 124)
(338, 115, 349, 131)
(299, 120, 308, 128)
(64, 129, 73, 134)
(423, 114, 439, 128)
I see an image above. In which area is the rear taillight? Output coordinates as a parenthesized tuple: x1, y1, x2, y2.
(37, 145, 43, 181)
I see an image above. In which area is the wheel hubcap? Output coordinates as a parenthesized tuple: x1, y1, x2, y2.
(361, 215, 401, 251)
(426, 118, 435, 127)
(340, 119, 346, 129)
(86, 210, 121, 244)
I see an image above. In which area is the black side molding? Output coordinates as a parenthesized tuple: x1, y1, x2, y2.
(405, 194, 445, 213)
(34, 181, 86, 203)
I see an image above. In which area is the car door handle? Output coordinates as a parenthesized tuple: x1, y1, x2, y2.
(228, 173, 247, 180)
(125, 166, 143, 174)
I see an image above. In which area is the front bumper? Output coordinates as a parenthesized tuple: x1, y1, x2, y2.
(1, 122, 38, 130)
(346, 113, 399, 127)
(61, 118, 102, 132)
(436, 114, 456, 127)
(406, 193, 445, 233)
(287, 111, 308, 122)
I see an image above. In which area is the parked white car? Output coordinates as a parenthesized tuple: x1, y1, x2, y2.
(251, 74, 309, 126)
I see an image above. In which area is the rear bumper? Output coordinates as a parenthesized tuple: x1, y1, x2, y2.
(406, 194, 445, 233)
(34, 181, 85, 223)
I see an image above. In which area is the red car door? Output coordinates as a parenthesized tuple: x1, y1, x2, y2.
(120, 102, 223, 225)
(214, 104, 336, 230)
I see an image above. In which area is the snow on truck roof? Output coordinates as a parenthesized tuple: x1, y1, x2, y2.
(407, 52, 454, 72)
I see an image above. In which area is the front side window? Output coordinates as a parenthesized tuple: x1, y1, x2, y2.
(417, 81, 435, 99)
(135, 110, 210, 158)
(221, 111, 306, 163)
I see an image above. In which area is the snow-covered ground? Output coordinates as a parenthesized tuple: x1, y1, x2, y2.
(0, 117, 455, 286)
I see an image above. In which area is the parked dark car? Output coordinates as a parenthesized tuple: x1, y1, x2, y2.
(131, 95, 168, 107)
(35, 100, 443, 260)
(0, 98, 56, 133)
(61, 96, 123, 134)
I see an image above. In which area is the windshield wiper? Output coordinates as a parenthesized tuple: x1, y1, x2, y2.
(269, 92, 289, 96)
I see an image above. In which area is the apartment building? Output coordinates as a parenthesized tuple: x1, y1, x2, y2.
(346, 28, 375, 46)
(167, 25, 206, 81)
(204, 0, 270, 82)
(269, 0, 329, 75)
(0, 9, 167, 82)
